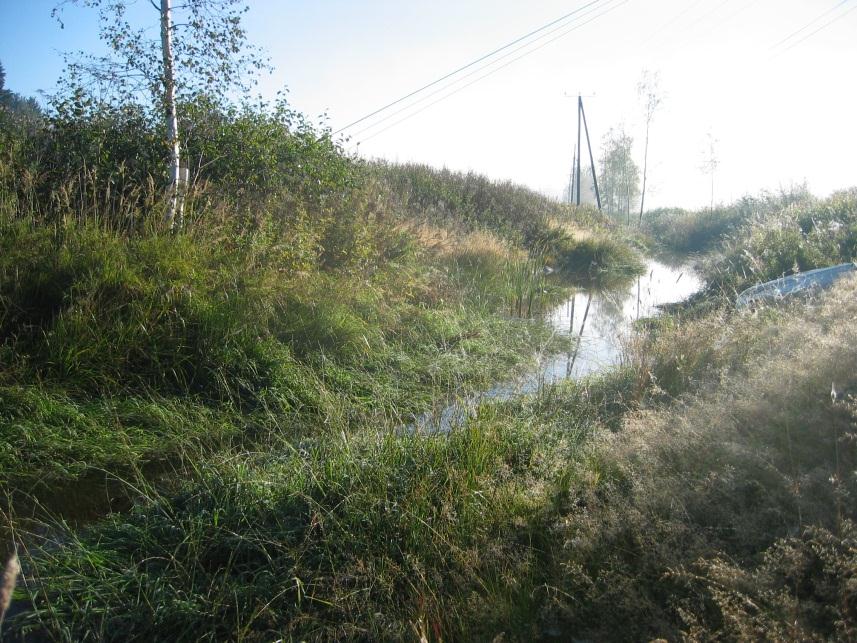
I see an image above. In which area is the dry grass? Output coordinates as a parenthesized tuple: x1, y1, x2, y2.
(544, 277, 857, 639)
(545, 216, 598, 243)
(397, 220, 524, 263)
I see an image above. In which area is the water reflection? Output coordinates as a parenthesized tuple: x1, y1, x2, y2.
(537, 259, 701, 384)
(412, 259, 701, 433)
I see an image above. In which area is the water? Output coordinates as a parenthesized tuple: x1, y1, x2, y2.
(412, 259, 701, 432)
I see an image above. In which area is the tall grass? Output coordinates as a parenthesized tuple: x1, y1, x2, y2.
(9, 378, 618, 641)
(24, 270, 857, 641)
(539, 278, 857, 639)
(8, 217, 857, 640)
(705, 188, 857, 297)
(372, 162, 641, 288)
(642, 185, 813, 257)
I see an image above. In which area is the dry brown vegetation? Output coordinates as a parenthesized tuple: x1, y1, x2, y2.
(540, 278, 857, 639)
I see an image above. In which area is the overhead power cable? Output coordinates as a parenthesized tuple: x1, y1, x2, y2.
(771, 0, 851, 50)
(332, 0, 603, 135)
(779, 2, 857, 53)
(636, 0, 707, 50)
(354, 0, 629, 146)
(347, 0, 617, 140)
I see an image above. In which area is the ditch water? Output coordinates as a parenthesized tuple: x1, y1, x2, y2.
(412, 258, 702, 433)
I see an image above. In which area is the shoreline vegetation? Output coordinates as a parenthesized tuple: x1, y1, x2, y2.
(2, 91, 856, 640)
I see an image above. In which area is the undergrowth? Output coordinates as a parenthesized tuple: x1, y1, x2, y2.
(14, 278, 857, 639)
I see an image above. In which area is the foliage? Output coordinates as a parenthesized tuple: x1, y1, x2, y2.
(0, 60, 42, 121)
(540, 279, 857, 639)
(0, 203, 562, 489)
(0, 91, 357, 229)
(374, 161, 581, 244)
(598, 126, 640, 222)
(372, 162, 640, 285)
(16, 277, 857, 640)
(641, 185, 815, 256)
(705, 187, 857, 296)
(53, 0, 268, 108)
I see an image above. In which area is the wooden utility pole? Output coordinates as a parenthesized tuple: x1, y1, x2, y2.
(568, 150, 577, 204)
(579, 96, 602, 210)
(573, 95, 602, 210)
(576, 95, 582, 206)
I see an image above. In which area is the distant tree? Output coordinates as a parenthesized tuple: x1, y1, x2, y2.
(53, 0, 269, 228)
(0, 59, 43, 120)
(598, 126, 640, 223)
(700, 129, 719, 211)
(637, 69, 662, 225)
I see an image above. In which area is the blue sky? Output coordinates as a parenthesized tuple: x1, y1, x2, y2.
(2, 1, 856, 208)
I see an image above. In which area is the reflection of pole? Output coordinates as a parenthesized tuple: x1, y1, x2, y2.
(569, 295, 575, 334)
(568, 291, 593, 373)
(566, 295, 577, 376)
(636, 277, 641, 320)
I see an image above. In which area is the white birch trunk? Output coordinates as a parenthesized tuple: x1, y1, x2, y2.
(638, 119, 650, 226)
(161, 0, 185, 229)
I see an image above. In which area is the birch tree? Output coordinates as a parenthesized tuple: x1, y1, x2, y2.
(54, 0, 268, 228)
(598, 127, 640, 223)
(636, 69, 662, 226)
(701, 130, 719, 211)
(160, 0, 183, 226)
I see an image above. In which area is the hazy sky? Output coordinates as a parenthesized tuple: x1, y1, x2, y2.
(2, 0, 855, 209)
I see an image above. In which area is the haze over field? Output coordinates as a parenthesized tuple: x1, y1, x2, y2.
(3, 0, 855, 209)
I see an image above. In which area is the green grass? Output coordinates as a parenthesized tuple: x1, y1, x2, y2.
(9, 250, 857, 641)
(641, 186, 813, 257)
(0, 205, 570, 492)
(9, 379, 611, 642)
(6, 96, 855, 640)
(705, 188, 857, 297)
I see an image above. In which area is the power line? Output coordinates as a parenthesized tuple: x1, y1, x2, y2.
(347, 0, 620, 141)
(636, 0, 707, 50)
(354, 0, 630, 146)
(355, 1, 628, 145)
(771, 0, 851, 50)
(680, 0, 736, 35)
(332, 0, 604, 136)
(779, 2, 856, 53)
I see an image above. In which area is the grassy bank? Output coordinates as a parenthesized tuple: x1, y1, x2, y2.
(9, 176, 857, 639)
(0, 133, 648, 637)
(0, 212, 572, 493)
(641, 186, 813, 257)
(13, 269, 856, 642)
(9, 80, 856, 640)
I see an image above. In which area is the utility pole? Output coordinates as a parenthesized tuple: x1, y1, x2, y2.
(579, 96, 602, 210)
(565, 93, 601, 210)
(568, 150, 577, 204)
(576, 95, 582, 206)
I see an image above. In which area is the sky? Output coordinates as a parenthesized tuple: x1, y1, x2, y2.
(1, 0, 856, 209)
